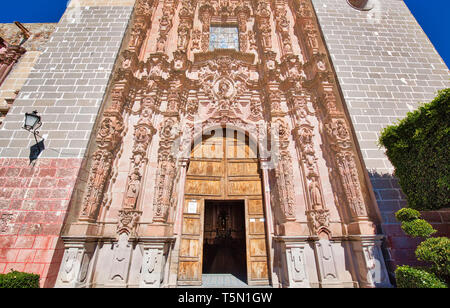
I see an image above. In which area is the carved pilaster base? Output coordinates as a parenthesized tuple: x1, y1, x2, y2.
(105, 233, 133, 288)
(138, 237, 174, 288)
(350, 235, 392, 288)
(281, 239, 311, 288)
(55, 237, 97, 288)
(313, 239, 340, 287)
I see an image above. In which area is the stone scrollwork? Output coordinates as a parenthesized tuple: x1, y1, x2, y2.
(118, 209, 142, 236)
(197, 55, 254, 116)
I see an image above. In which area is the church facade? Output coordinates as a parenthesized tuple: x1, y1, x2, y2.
(0, 0, 449, 288)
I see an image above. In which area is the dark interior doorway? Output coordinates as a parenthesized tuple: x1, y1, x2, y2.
(202, 200, 247, 283)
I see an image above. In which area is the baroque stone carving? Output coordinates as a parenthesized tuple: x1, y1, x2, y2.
(272, 119, 296, 220)
(273, 2, 293, 56)
(153, 116, 180, 222)
(196, 55, 255, 116)
(254, 1, 272, 51)
(78, 0, 157, 223)
(294, 0, 370, 223)
(118, 97, 156, 235)
(177, 0, 197, 51)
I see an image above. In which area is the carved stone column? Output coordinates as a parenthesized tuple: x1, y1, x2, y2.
(153, 83, 182, 223)
(272, 0, 294, 57)
(272, 117, 296, 221)
(350, 235, 392, 288)
(235, 4, 251, 53)
(79, 74, 129, 222)
(254, 0, 273, 52)
(55, 238, 96, 288)
(155, 0, 177, 53)
(119, 97, 157, 236)
(177, 0, 196, 51)
(129, 0, 154, 53)
(199, 4, 214, 52)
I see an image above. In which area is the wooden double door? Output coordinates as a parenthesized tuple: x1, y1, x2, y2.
(177, 129, 270, 286)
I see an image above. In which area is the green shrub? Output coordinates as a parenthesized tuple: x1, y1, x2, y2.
(395, 265, 447, 288)
(400, 219, 437, 238)
(395, 208, 421, 222)
(0, 271, 40, 288)
(378, 88, 450, 210)
(416, 237, 450, 282)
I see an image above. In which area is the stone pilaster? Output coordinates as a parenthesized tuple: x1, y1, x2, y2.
(139, 237, 174, 288)
(350, 235, 392, 288)
(55, 237, 97, 288)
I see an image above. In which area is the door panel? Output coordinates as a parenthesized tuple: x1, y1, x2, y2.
(246, 197, 269, 285)
(250, 261, 269, 280)
(248, 199, 264, 215)
(188, 160, 223, 177)
(178, 130, 269, 286)
(185, 179, 222, 196)
(227, 162, 259, 176)
(178, 199, 203, 285)
(182, 218, 201, 235)
(228, 180, 262, 195)
(180, 239, 200, 257)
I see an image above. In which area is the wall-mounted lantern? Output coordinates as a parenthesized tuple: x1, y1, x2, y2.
(23, 110, 43, 151)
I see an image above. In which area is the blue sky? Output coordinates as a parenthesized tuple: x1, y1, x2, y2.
(0, 0, 449, 67)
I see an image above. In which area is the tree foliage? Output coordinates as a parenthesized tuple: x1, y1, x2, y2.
(0, 271, 40, 288)
(379, 88, 450, 210)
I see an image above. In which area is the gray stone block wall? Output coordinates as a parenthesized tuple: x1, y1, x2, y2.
(312, 0, 449, 173)
(0, 5, 134, 159)
(312, 0, 450, 268)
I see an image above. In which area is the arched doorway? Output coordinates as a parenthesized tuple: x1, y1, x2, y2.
(177, 128, 270, 286)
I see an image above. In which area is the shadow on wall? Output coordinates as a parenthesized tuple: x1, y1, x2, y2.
(29, 140, 45, 165)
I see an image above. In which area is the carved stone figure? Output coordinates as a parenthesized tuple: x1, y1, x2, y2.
(125, 171, 141, 208)
(309, 177, 323, 209)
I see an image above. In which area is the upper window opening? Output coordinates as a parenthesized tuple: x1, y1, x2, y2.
(209, 26, 239, 51)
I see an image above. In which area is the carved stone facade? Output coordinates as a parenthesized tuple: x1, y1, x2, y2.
(0, 0, 446, 288)
(51, 0, 395, 288)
